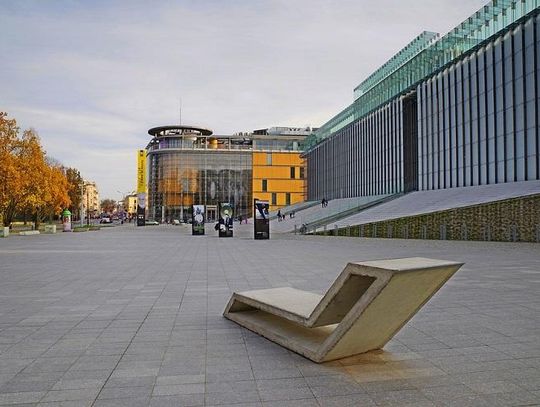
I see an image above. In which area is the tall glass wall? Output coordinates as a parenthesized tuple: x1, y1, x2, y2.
(148, 150, 252, 222)
(418, 13, 540, 189)
(307, 98, 404, 200)
(306, 0, 540, 149)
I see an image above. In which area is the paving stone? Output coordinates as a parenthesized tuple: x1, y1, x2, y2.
(1, 225, 539, 406)
(0, 391, 45, 405)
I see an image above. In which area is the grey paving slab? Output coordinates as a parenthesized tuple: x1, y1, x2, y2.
(0, 223, 539, 406)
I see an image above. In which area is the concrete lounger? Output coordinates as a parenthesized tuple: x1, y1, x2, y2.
(223, 257, 464, 362)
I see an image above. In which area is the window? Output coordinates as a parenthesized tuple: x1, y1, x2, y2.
(266, 153, 272, 165)
(290, 167, 296, 179)
(286, 193, 291, 205)
(299, 167, 305, 179)
(262, 179, 267, 192)
(271, 193, 277, 205)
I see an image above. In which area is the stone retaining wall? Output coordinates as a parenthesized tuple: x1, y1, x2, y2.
(318, 194, 540, 243)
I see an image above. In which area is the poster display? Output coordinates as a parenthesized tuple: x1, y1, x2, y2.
(254, 200, 270, 240)
(218, 203, 233, 238)
(192, 205, 205, 235)
(136, 149, 146, 227)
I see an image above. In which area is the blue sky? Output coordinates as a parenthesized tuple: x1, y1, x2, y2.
(1, 0, 486, 199)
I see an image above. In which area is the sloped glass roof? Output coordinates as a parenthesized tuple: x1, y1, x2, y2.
(306, 0, 540, 150)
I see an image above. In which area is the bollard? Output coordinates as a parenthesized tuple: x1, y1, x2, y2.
(334, 224, 338, 236)
(421, 225, 427, 240)
(403, 224, 409, 239)
(294, 224, 297, 235)
(373, 224, 378, 238)
(0, 227, 9, 238)
(387, 225, 393, 238)
(360, 225, 364, 237)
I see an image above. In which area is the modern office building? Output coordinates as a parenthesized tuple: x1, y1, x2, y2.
(305, 0, 540, 200)
(145, 125, 313, 222)
(146, 125, 252, 223)
(252, 127, 310, 211)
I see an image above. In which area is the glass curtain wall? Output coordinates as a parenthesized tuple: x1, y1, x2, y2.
(417, 13, 540, 189)
(148, 150, 252, 222)
(306, 0, 540, 150)
(306, 98, 404, 200)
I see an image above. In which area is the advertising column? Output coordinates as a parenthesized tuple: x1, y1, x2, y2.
(192, 204, 205, 235)
(254, 200, 270, 239)
(218, 203, 233, 237)
(136, 149, 147, 227)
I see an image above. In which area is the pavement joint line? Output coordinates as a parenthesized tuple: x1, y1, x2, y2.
(88, 250, 177, 407)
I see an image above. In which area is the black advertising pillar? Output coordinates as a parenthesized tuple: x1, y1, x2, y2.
(254, 199, 270, 239)
(218, 203, 233, 237)
(192, 204, 205, 235)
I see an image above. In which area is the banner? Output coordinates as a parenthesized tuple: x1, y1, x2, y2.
(254, 200, 270, 240)
(137, 149, 146, 193)
(136, 150, 146, 226)
(218, 203, 233, 237)
(192, 205, 205, 235)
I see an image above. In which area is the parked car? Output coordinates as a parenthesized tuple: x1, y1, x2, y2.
(99, 217, 112, 224)
(145, 219, 159, 225)
(172, 219, 180, 225)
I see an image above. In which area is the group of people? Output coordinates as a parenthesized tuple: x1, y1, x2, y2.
(276, 210, 295, 221)
(321, 198, 329, 207)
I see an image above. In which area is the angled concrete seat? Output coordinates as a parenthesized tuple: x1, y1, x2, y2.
(223, 257, 463, 362)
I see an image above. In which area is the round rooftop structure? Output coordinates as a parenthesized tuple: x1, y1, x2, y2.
(148, 125, 213, 137)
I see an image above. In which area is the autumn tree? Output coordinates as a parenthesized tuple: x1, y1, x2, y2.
(0, 112, 23, 226)
(0, 112, 72, 227)
(64, 167, 83, 218)
(100, 199, 116, 214)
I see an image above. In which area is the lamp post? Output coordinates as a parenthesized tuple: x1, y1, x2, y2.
(80, 181, 85, 227)
(87, 187, 90, 226)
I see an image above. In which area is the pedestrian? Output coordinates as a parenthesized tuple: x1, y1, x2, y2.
(277, 210, 282, 221)
(238, 215, 242, 224)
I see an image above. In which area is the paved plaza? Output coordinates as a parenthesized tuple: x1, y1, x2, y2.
(0, 224, 539, 406)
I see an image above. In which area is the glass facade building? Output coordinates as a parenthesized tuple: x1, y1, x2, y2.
(145, 126, 312, 222)
(147, 126, 252, 223)
(306, 1, 540, 200)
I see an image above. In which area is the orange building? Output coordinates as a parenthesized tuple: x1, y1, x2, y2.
(251, 126, 311, 211)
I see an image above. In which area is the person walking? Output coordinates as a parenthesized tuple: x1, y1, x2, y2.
(277, 210, 282, 221)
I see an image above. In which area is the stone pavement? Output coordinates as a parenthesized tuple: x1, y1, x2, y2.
(0, 223, 539, 406)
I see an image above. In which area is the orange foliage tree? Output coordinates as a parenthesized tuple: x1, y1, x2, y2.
(0, 112, 71, 227)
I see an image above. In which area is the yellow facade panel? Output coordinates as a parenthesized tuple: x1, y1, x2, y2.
(252, 151, 306, 211)
(253, 166, 294, 179)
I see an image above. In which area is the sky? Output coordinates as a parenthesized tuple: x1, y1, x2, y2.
(0, 0, 488, 200)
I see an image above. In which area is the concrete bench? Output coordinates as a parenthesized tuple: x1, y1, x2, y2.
(224, 257, 463, 362)
(44, 225, 57, 234)
(19, 230, 40, 236)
